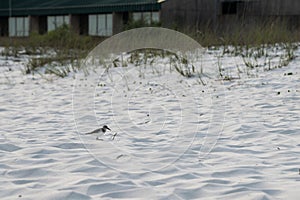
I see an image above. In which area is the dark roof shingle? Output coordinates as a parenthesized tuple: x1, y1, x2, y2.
(0, 0, 162, 16)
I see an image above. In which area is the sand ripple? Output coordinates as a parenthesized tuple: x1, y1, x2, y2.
(0, 48, 300, 199)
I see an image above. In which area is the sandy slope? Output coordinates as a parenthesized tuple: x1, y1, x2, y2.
(0, 46, 299, 200)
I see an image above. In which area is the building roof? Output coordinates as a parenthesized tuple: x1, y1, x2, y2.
(0, 0, 162, 16)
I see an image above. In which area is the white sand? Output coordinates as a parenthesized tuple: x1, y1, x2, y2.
(0, 45, 299, 200)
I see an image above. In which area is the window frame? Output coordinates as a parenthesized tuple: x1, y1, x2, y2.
(132, 11, 160, 24)
(88, 13, 113, 36)
(9, 16, 29, 37)
(47, 15, 70, 32)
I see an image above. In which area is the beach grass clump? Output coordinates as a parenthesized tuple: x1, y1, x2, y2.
(190, 19, 300, 47)
(1, 25, 104, 77)
(127, 48, 198, 78)
(24, 55, 81, 77)
(214, 42, 298, 81)
(99, 48, 208, 85)
(1, 24, 99, 53)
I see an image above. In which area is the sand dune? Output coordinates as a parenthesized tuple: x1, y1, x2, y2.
(0, 45, 299, 199)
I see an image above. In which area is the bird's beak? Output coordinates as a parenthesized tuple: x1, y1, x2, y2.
(107, 127, 111, 131)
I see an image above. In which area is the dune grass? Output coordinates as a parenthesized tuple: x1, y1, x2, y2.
(0, 25, 105, 77)
(0, 20, 299, 78)
(188, 19, 300, 47)
(0, 25, 102, 53)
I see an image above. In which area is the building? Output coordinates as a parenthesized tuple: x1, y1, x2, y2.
(160, 0, 300, 31)
(0, 0, 299, 37)
(0, 0, 163, 37)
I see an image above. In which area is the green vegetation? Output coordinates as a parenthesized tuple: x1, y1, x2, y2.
(102, 48, 207, 86)
(215, 43, 298, 80)
(0, 20, 299, 79)
(1, 24, 101, 52)
(99, 42, 298, 85)
(124, 18, 161, 30)
(1, 24, 104, 77)
(189, 19, 300, 46)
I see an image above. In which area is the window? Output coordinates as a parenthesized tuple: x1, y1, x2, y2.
(152, 12, 160, 23)
(47, 15, 69, 31)
(222, 1, 238, 15)
(9, 17, 29, 37)
(132, 11, 160, 24)
(133, 12, 142, 22)
(89, 14, 113, 36)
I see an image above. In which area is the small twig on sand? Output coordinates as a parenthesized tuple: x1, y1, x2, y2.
(111, 133, 118, 140)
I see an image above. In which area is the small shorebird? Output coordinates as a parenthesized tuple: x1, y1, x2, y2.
(85, 125, 111, 135)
